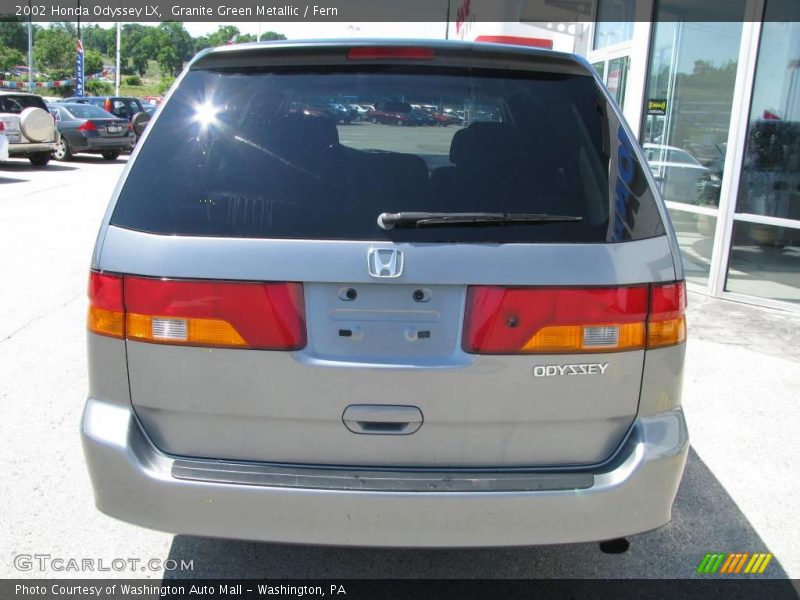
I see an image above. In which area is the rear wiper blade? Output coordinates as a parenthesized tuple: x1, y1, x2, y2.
(377, 212, 583, 230)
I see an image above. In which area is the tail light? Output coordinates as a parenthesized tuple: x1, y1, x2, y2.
(87, 272, 124, 338)
(78, 121, 98, 132)
(127, 122, 133, 132)
(648, 282, 687, 348)
(347, 47, 435, 60)
(463, 282, 686, 354)
(87, 272, 306, 350)
(0, 121, 4, 131)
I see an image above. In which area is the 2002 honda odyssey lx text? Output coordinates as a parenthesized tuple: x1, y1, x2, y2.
(82, 40, 688, 547)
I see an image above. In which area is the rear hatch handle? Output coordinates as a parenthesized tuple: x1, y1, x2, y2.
(342, 404, 423, 435)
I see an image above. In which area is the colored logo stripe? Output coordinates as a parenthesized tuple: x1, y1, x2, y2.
(697, 553, 773, 574)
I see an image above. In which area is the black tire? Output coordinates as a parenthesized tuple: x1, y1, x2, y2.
(29, 152, 50, 167)
(101, 150, 120, 161)
(52, 139, 73, 161)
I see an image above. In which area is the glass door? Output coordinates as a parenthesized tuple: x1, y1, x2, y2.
(641, 6, 746, 289)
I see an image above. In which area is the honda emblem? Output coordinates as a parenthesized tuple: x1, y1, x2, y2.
(367, 248, 403, 278)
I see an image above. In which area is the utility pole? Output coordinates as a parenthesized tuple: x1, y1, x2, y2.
(27, 0, 33, 90)
(445, 0, 451, 40)
(115, 22, 121, 96)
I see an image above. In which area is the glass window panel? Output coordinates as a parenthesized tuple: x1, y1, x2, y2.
(607, 56, 629, 109)
(736, 15, 800, 221)
(592, 61, 606, 80)
(593, 0, 635, 50)
(642, 6, 745, 208)
(726, 221, 800, 303)
(669, 208, 716, 287)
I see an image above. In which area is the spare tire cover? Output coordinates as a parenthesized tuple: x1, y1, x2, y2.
(19, 107, 53, 143)
(131, 111, 150, 137)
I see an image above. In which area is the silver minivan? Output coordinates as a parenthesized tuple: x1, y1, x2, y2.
(82, 40, 688, 547)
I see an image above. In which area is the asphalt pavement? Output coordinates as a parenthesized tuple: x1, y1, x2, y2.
(1, 154, 798, 582)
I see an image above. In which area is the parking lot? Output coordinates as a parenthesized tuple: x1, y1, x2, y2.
(1, 154, 799, 581)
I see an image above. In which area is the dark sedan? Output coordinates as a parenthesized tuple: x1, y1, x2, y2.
(49, 103, 133, 161)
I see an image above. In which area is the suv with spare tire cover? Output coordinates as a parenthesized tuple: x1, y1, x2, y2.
(0, 91, 59, 166)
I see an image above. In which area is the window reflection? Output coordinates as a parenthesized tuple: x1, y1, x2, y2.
(737, 20, 800, 221)
(642, 11, 744, 207)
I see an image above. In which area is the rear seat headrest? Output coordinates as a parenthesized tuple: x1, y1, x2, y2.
(449, 122, 517, 166)
(266, 113, 340, 154)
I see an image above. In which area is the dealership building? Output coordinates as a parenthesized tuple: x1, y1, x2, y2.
(454, 0, 800, 310)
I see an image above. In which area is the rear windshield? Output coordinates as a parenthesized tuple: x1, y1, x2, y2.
(0, 94, 47, 113)
(111, 66, 664, 243)
(62, 104, 115, 119)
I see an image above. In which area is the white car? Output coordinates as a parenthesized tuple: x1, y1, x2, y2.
(643, 143, 719, 204)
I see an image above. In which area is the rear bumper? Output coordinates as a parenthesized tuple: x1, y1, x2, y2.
(74, 136, 132, 152)
(81, 398, 688, 547)
(8, 141, 57, 155)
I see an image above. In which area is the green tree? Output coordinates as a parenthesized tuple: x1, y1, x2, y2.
(207, 25, 239, 47)
(82, 24, 110, 55)
(155, 22, 192, 76)
(0, 17, 28, 53)
(84, 48, 103, 76)
(85, 78, 112, 96)
(194, 35, 210, 54)
(158, 75, 175, 95)
(259, 31, 287, 41)
(235, 33, 257, 43)
(0, 45, 25, 72)
(34, 26, 74, 77)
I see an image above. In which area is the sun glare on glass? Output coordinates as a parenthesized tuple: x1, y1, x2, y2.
(193, 101, 219, 128)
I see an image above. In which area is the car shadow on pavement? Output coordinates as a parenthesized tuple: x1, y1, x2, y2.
(0, 161, 77, 172)
(162, 448, 792, 580)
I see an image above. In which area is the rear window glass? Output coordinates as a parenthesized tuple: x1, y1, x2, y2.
(0, 94, 47, 113)
(111, 66, 663, 243)
(62, 104, 115, 119)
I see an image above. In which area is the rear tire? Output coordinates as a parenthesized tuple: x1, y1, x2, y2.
(29, 152, 51, 167)
(52, 139, 72, 161)
(101, 150, 120, 161)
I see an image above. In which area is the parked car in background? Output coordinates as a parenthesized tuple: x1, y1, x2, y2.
(367, 101, 418, 125)
(643, 143, 721, 205)
(49, 103, 133, 161)
(0, 91, 58, 166)
(60, 96, 150, 138)
(82, 40, 688, 548)
(140, 101, 157, 117)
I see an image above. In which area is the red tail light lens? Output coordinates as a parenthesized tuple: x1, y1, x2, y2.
(87, 272, 124, 338)
(123, 277, 306, 350)
(78, 121, 98, 132)
(648, 282, 687, 348)
(87, 272, 306, 350)
(464, 286, 649, 354)
(127, 122, 133, 132)
(0, 121, 4, 131)
(347, 47, 435, 60)
(463, 283, 686, 354)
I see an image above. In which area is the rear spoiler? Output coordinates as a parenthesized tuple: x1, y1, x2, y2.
(189, 39, 595, 78)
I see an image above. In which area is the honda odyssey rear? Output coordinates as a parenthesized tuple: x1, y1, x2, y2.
(82, 40, 688, 546)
